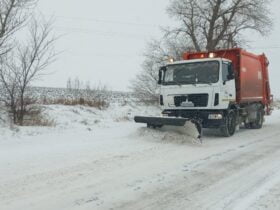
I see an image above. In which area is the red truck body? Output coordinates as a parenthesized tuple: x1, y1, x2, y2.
(182, 48, 272, 114)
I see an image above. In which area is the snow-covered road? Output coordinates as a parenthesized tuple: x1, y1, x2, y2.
(1, 106, 280, 210)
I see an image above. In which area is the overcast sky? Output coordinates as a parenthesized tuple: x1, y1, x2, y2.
(37, 0, 280, 98)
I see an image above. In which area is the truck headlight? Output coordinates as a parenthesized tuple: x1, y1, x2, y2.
(208, 114, 223, 120)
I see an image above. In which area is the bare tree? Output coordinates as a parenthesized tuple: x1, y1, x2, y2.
(0, 18, 56, 125)
(166, 0, 272, 51)
(130, 37, 192, 103)
(131, 0, 273, 102)
(0, 0, 37, 55)
(0, 0, 38, 124)
(0, 58, 19, 121)
(66, 77, 72, 89)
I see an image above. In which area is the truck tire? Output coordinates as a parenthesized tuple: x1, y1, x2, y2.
(220, 111, 236, 137)
(244, 108, 264, 129)
(250, 109, 264, 129)
(244, 123, 252, 129)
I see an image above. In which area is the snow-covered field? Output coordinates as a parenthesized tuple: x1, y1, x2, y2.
(1, 103, 280, 210)
(0, 86, 134, 104)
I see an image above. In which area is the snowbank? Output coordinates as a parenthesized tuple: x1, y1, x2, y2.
(0, 102, 161, 141)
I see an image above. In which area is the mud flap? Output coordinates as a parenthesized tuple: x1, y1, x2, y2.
(134, 116, 203, 142)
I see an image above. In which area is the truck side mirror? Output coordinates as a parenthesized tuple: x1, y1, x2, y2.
(158, 66, 166, 85)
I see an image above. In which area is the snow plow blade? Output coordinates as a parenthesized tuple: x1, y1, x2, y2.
(134, 116, 202, 140)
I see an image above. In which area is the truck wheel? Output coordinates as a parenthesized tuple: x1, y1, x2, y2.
(244, 123, 252, 129)
(220, 111, 236, 137)
(250, 109, 264, 129)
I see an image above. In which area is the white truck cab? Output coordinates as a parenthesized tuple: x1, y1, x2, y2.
(159, 58, 236, 128)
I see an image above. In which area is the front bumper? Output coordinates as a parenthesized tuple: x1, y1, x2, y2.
(162, 109, 225, 128)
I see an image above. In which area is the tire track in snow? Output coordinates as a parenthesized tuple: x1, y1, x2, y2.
(1, 115, 280, 210)
(115, 132, 280, 210)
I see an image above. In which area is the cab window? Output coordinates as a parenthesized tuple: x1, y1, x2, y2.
(222, 62, 230, 81)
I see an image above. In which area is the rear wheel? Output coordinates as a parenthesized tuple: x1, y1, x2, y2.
(245, 108, 264, 129)
(244, 122, 252, 129)
(248, 108, 264, 129)
(220, 111, 236, 137)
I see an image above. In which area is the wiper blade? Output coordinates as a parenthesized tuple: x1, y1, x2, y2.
(163, 81, 198, 86)
(173, 81, 182, 86)
(197, 81, 213, 86)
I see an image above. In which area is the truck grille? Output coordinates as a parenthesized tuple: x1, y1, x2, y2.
(174, 94, 209, 107)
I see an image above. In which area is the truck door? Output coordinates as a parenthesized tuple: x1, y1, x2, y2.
(221, 62, 236, 107)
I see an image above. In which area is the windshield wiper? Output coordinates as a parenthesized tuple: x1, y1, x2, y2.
(172, 81, 182, 86)
(164, 81, 198, 87)
(198, 81, 213, 86)
(163, 81, 181, 86)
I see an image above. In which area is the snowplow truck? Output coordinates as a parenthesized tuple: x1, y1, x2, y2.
(135, 48, 273, 138)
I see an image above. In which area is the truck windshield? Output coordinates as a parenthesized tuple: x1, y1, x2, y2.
(163, 61, 219, 85)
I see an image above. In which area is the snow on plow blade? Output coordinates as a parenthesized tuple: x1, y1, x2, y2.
(134, 116, 202, 140)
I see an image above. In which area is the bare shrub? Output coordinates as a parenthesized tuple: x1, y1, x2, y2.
(58, 77, 111, 109)
(23, 113, 55, 127)
(44, 98, 109, 110)
(114, 116, 130, 122)
(19, 104, 55, 127)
